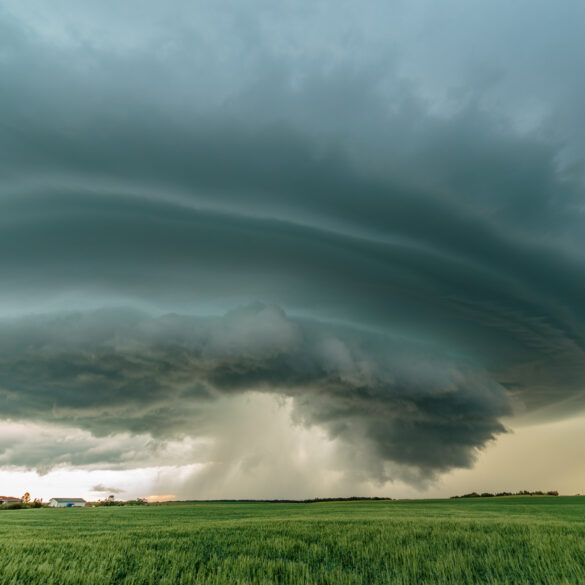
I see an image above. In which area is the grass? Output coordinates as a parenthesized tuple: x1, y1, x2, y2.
(1, 497, 585, 584)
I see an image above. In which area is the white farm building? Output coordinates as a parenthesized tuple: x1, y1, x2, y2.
(49, 498, 86, 508)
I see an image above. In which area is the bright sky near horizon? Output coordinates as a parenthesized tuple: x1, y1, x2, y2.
(2, 0, 585, 501)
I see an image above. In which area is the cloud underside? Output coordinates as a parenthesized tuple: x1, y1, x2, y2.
(0, 305, 510, 479)
(1, 299, 584, 482)
(1, 1, 585, 486)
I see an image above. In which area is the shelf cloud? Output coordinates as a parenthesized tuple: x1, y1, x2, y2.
(1, 0, 585, 494)
(0, 305, 509, 479)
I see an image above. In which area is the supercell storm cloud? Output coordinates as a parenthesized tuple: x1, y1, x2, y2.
(1, 0, 585, 494)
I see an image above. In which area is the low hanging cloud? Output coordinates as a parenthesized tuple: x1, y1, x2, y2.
(90, 485, 125, 495)
(0, 304, 510, 479)
(0, 419, 212, 476)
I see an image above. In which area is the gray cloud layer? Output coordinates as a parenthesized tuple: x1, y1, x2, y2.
(0, 306, 509, 477)
(1, 1, 585, 485)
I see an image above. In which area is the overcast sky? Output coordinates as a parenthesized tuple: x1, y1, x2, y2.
(2, 0, 585, 501)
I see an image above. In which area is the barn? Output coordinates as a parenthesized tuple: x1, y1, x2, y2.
(0, 496, 21, 505)
(49, 498, 86, 508)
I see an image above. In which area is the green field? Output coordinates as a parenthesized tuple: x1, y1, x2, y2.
(1, 497, 585, 584)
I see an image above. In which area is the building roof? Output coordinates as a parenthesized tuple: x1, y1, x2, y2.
(0, 496, 21, 502)
(50, 498, 86, 502)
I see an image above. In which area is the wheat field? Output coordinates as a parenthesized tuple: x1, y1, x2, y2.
(1, 497, 584, 584)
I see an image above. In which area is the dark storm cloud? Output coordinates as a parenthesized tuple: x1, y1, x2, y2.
(2, 189, 585, 418)
(1, 0, 585, 481)
(0, 305, 509, 475)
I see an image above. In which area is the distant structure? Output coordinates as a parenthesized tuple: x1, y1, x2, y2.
(49, 498, 86, 508)
(0, 496, 21, 505)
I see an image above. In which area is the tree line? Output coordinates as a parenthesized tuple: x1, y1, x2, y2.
(451, 490, 559, 498)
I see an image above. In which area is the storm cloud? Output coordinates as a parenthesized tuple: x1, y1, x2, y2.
(1, 0, 585, 491)
(0, 305, 509, 477)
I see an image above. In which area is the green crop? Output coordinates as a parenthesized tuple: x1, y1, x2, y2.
(1, 497, 585, 584)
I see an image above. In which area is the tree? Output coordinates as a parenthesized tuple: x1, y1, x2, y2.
(22, 492, 31, 504)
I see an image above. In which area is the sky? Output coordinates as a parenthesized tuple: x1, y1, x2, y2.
(2, 0, 585, 501)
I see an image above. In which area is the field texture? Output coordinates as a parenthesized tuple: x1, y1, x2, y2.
(1, 497, 585, 584)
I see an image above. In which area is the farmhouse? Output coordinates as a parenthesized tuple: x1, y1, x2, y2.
(0, 496, 21, 505)
(49, 498, 86, 508)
